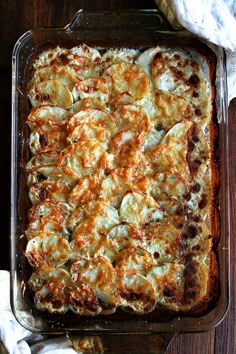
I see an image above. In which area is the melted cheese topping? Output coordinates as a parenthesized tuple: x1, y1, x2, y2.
(60, 139, 110, 176)
(28, 79, 73, 108)
(155, 53, 210, 128)
(67, 108, 116, 147)
(102, 62, 150, 99)
(72, 78, 110, 104)
(100, 48, 140, 69)
(29, 65, 81, 91)
(25, 44, 216, 317)
(117, 272, 157, 314)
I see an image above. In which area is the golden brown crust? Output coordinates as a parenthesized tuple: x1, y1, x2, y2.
(24, 44, 219, 318)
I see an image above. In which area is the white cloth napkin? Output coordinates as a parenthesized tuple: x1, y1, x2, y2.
(155, 0, 236, 103)
(0, 271, 77, 354)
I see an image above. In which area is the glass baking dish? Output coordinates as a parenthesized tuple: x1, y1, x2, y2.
(11, 9, 230, 353)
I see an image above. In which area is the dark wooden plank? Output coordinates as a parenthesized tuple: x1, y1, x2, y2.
(167, 330, 215, 354)
(214, 98, 236, 354)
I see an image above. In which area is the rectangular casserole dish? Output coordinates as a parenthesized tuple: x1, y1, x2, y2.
(11, 9, 230, 353)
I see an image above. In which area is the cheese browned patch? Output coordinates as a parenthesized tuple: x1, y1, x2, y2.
(151, 49, 210, 129)
(102, 62, 150, 99)
(28, 80, 73, 108)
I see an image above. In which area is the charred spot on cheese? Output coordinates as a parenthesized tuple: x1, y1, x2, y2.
(29, 180, 71, 205)
(181, 221, 211, 262)
(187, 123, 209, 177)
(198, 198, 208, 209)
(69, 286, 102, 316)
(183, 260, 200, 304)
(188, 74, 200, 87)
(118, 272, 157, 314)
(191, 183, 201, 193)
(39, 134, 48, 146)
(195, 108, 202, 117)
(187, 224, 198, 238)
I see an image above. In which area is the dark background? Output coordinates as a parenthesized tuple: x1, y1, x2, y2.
(0, 1, 235, 353)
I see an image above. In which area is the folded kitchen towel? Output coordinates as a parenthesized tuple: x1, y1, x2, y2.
(0, 271, 77, 354)
(155, 0, 236, 102)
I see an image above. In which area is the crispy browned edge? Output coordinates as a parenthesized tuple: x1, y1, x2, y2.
(183, 42, 220, 316)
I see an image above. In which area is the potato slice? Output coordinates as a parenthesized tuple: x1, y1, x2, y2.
(67, 200, 120, 233)
(29, 65, 80, 91)
(117, 272, 157, 314)
(26, 235, 70, 268)
(67, 108, 116, 147)
(142, 222, 182, 262)
(61, 139, 111, 177)
(151, 48, 210, 129)
(28, 79, 73, 108)
(119, 192, 163, 225)
(147, 263, 185, 311)
(72, 78, 110, 103)
(103, 62, 150, 99)
(69, 287, 102, 316)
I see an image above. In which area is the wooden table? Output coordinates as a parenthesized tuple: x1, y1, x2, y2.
(0, 1, 235, 353)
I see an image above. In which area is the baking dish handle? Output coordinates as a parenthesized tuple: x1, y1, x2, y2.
(65, 9, 175, 31)
(66, 332, 176, 353)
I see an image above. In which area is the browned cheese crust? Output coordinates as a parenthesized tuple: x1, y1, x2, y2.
(25, 44, 219, 317)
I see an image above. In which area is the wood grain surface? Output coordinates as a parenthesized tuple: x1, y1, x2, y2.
(0, 1, 235, 353)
